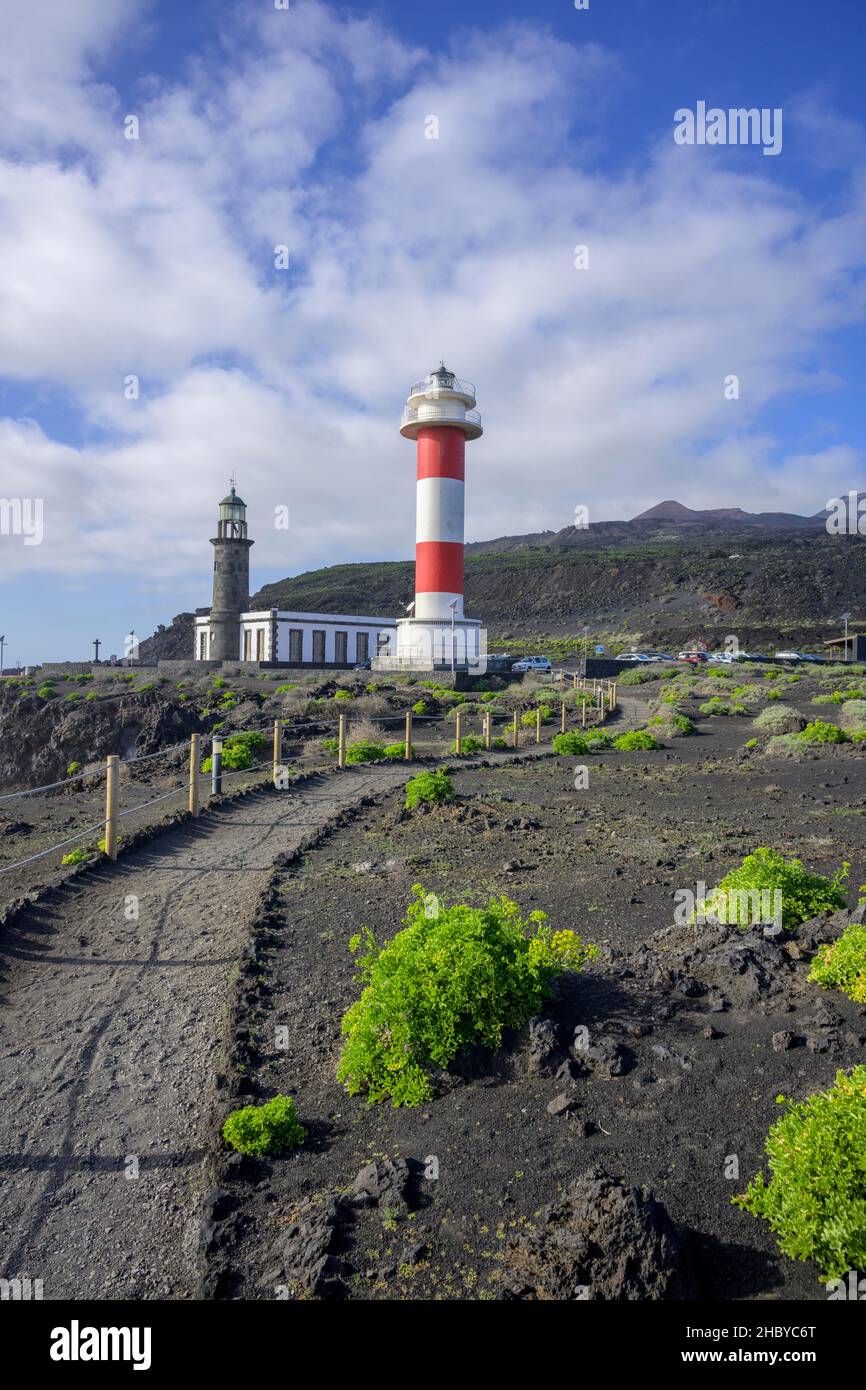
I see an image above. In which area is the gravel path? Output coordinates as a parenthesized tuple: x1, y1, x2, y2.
(0, 766, 419, 1300)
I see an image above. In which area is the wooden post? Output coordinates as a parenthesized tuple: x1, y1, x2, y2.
(612, 681, 617, 710)
(211, 736, 223, 795)
(512, 711, 519, 747)
(188, 733, 200, 816)
(338, 712, 347, 769)
(273, 719, 282, 785)
(104, 754, 119, 859)
(581, 699, 587, 729)
(560, 701, 566, 733)
(455, 710, 462, 755)
(535, 706, 541, 744)
(484, 710, 491, 749)
(572, 673, 577, 690)
(404, 710, 412, 760)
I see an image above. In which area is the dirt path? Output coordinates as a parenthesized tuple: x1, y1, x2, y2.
(0, 748, 555, 1300)
(0, 765, 429, 1300)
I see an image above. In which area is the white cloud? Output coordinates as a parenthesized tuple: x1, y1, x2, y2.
(0, 1, 864, 602)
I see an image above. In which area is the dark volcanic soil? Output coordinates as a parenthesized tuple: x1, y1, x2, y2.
(203, 698, 866, 1301)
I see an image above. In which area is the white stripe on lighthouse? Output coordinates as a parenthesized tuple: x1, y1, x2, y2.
(415, 476, 465, 545)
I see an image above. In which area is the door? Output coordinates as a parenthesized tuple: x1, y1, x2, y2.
(334, 631, 348, 664)
(355, 632, 369, 663)
(289, 629, 303, 663)
(312, 630, 326, 664)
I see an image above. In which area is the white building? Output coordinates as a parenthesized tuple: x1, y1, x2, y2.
(194, 609, 396, 667)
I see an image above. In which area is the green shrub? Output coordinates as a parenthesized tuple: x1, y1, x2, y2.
(798, 720, 848, 745)
(698, 698, 745, 716)
(384, 742, 410, 759)
(337, 886, 597, 1106)
(491, 735, 510, 750)
(65, 692, 82, 702)
(321, 736, 339, 754)
(202, 742, 254, 773)
(851, 730, 866, 745)
(617, 668, 654, 686)
(733, 1067, 866, 1280)
(552, 731, 589, 755)
(744, 737, 758, 748)
(211, 677, 227, 689)
(583, 728, 614, 748)
(454, 733, 486, 753)
(405, 768, 454, 809)
(753, 705, 805, 735)
(809, 925, 866, 1004)
(222, 1095, 306, 1157)
(521, 704, 554, 727)
(840, 699, 866, 732)
(346, 739, 387, 764)
(86, 691, 98, 701)
(765, 689, 782, 700)
(37, 684, 56, 699)
(697, 848, 848, 930)
(274, 683, 298, 694)
(613, 730, 660, 751)
(66, 761, 81, 776)
(333, 689, 352, 701)
(650, 712, 695, 736)
(61, 846, 92, 865)
(227, 730, 270, 754)
(412, 699, 429, 715)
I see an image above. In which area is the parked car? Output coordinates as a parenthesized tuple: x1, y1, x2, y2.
(353, 659, 372, 670)
(614, 651, 654, 663)
(678, 650, 709, 665)
(707, 651, 735, 664)
(511, 656, 552, 673)
(774, 650, 806, 661)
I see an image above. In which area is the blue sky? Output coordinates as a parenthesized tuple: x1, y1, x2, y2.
(0, 0, 864, 662)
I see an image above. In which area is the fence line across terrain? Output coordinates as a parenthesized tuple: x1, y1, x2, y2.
(0, 680, 619, 875)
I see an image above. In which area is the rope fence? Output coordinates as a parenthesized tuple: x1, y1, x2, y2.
(0, 679, 619, 877)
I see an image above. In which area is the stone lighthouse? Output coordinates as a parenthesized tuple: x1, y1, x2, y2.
(209, 483, 253, 662)
(394, 364, 483, 669)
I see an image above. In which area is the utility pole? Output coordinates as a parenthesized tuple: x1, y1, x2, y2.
(0, 634, 5, 676)
(841, 611, 851, 662)
(581, 624, 588, 679)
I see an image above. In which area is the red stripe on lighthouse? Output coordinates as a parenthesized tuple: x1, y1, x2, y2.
(415, 541, 464, 595)
(417, 427, 465, 481)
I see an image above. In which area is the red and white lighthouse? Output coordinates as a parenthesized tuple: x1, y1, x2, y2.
(395, 364, 484, 669)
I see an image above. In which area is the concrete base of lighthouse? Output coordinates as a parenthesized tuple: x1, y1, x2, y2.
(372, 615, 485, 673)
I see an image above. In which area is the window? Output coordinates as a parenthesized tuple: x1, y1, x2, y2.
(289, 629, 303, 663)
(334, 631, 348, 664)
(256, 629, 265, 660)
(355, 632, 369, 663)
(312, 630, 326, 664)
(243, 628, 252, 660)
